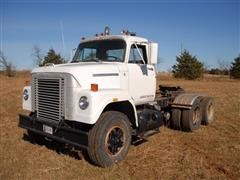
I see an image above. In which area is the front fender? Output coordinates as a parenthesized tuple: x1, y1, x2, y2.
(92, 93, 138, 126)
(65, 89, 137, 125)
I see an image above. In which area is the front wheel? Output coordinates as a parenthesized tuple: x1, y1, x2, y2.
(88, 111, 132, 167)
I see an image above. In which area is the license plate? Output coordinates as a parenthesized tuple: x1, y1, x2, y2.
(43, 125, 53, 134)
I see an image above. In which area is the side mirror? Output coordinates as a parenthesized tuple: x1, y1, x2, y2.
(149, 43, 158, 64)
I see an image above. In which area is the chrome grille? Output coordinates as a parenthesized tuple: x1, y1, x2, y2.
(34, 78, 64, 122)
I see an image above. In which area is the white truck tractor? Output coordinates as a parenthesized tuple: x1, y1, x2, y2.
(19, 27, 214, 167)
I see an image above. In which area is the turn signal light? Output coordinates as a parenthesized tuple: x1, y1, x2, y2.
(91, 84, 98, 92)
(25, 80, 30, 86)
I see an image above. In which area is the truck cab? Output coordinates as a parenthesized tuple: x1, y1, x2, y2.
(23, 32, 158, 126)
(19, 28, 214, 167)
(73, 34, 158, 105)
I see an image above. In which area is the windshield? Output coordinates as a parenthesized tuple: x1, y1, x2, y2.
(72, 39, 126, 63)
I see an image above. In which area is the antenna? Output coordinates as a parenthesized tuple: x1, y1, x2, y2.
(180, 42, 183, 53)
(60, 20, 66, 61)
(0, 16, 3, 51)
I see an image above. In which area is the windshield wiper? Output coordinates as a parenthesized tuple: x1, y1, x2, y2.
(83, 57, 102, 62)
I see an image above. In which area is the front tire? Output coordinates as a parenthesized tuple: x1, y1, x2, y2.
(88, 111, 132, 167)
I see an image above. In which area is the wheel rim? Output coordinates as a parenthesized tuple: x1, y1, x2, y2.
(193, 107, 201, 125)
(207, 102, 214, 121)
(105, 126, 125, 156)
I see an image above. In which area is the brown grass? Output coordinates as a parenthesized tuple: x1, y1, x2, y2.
(0, 72, 239, 179)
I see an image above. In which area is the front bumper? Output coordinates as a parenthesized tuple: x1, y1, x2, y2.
(18, 114, 88, 150)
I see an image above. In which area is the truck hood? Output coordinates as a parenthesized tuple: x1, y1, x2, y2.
(32, 62, 121, 89)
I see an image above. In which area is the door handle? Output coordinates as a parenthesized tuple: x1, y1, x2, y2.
(148, 67, 154, 71)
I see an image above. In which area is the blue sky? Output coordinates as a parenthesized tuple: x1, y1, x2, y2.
(0, 0, 239, 71)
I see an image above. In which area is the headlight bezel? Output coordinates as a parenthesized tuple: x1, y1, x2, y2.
(79, 96, 89, 110)
(23, 89, 29, 101)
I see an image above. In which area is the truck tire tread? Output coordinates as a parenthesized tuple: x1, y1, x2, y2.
(88, 111, 131, 167)
(182, 99, 202, 132)
(171, 109, 182, 130)
(201, 97, 214, 125)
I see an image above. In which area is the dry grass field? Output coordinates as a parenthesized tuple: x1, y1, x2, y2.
(0, 72, 239, 180)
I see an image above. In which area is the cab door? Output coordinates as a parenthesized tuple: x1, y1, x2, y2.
(127, 43, 156, 105)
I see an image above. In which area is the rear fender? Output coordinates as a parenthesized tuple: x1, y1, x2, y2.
(171, 93, 205, 109)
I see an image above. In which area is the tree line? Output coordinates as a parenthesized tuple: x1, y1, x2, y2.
(172, 50, 240, 79)
(0, 47, 240, 79)
(0, 47, 67, 77)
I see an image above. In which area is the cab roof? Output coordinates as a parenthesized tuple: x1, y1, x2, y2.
(80, 35, 149, 44)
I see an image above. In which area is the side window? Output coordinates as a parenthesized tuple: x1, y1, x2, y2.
(129, 44, 148, 64)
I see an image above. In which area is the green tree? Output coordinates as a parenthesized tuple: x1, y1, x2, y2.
(42, 48, 64, 66)
(230, 55, 240, 79)
(172, 50, 204, 80)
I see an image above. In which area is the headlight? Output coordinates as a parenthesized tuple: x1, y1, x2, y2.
(23, 89, 29, 101)
(79, 96, 89, 110)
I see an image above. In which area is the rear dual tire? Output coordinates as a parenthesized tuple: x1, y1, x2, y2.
(171, 98, 203, 132)
(171, 97, 214, 132)
(201, 97, 214, 125)
(182, 98, 202, 132)
(171, 109, 182, 130)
